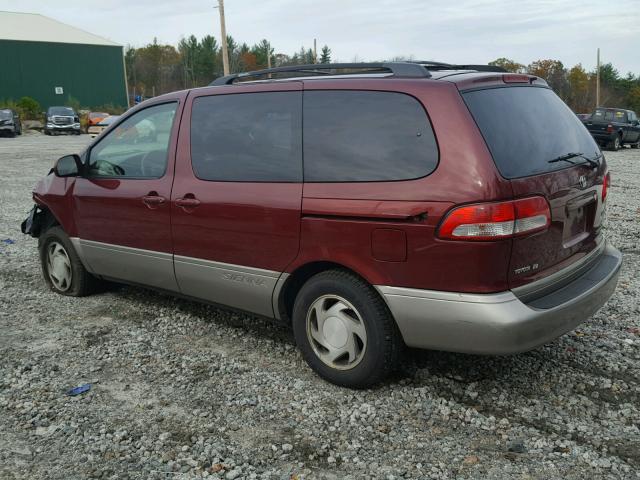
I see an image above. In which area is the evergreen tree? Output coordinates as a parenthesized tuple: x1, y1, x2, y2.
(320, 45, 331, 64)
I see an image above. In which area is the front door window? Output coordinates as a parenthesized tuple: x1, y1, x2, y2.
(88, 102, 177, 178)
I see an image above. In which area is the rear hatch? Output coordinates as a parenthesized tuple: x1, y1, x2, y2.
(462, 85, 608, 290)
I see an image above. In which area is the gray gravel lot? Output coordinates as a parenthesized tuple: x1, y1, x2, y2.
(0, 134, 639, 480)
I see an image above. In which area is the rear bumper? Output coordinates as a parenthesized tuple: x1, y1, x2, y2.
(377, 243, 622, 354)
(589, 132, 616, 142)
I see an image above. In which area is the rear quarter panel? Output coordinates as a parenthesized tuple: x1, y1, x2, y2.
(291, 79, 514, 293)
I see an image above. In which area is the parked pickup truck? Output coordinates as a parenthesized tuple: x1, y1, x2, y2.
(582, 107, 640, 150)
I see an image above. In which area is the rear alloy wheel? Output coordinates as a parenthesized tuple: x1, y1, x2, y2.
(39, 226, 101, 296)
(610, 136, 621, 151)
(292, 270, 402, 388)
(306, 294, 368, 370)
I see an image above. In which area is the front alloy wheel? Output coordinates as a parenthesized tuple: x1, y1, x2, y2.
(46, 241, 72, 291)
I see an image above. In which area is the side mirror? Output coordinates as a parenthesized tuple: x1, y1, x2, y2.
(54, 154, 82, 177)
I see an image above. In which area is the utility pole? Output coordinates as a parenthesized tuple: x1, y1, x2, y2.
(267, 41, 271, 69)
(218, 0, 230, 75)
(596, 48, 600, 108)
(313, 38, 317, 64)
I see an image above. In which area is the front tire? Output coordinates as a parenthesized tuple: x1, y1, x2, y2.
(292, 270, 403, 388)
(39, 227, 100, 296)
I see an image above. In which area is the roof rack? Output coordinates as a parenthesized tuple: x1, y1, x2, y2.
(411, 61, 507, 73)
(209, 62, 431, 86)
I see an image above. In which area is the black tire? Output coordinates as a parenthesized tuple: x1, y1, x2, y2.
(38, 226, 100, 296)
(631, 142, 639, 149)
(609, 135, 621, 151)
(292, 269, 403, 388)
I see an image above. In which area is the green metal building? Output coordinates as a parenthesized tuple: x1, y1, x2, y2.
(0, 11, 128, 109)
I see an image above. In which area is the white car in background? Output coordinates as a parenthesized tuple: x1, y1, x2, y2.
(88, 115, 120, 138)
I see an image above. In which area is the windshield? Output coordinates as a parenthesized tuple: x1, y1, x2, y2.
(463, 87, 600, 179)
(49, 107, 75, 116)
(0, 109, 12, 120)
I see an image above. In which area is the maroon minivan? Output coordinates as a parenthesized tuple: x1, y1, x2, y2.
(22, 62, 622, 388)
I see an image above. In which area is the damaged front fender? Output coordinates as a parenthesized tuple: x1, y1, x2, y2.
(21, 205, 47, 237)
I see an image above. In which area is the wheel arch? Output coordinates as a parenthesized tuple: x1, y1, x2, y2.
(274, 260, 384, 324)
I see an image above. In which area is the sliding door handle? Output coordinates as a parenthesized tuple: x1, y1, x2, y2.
(175, 196, 201, 209)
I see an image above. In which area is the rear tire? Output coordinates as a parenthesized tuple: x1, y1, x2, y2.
(609, 135, 621, 151)
(39, 227, 101, 296)
(292, 270, 403, 388)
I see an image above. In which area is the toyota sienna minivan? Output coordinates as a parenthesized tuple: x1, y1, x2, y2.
(22, 62, 622, 388)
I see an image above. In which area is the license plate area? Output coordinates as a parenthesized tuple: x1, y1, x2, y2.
(563, 192, 597, 248)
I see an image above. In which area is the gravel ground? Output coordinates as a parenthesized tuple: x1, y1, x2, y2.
(0, 134, 639, 480)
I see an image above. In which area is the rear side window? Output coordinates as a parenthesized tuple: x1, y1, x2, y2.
(191, 91, 302, 182)
(463, 87, 600, 179)
(303, 91, 438, 182)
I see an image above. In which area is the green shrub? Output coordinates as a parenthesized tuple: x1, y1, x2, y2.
(0, 97, 42, 120)
(16, 96, 41, 119)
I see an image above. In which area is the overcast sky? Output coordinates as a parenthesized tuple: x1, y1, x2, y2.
(2, 0, 639, 74)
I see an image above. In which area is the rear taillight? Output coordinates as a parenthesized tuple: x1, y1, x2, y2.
(437, 197, 551, 241)
(602, 172, 610, 202)
(606, 124, 614, 133)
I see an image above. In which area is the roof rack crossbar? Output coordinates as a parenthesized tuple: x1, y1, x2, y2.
(209, 62, 431, 86)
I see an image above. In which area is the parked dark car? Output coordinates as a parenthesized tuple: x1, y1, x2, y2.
(0, 108, 22, 137)
(44, 106, 81, 135)
(21, 62, 622, 388)
(582, 107, 640, 150)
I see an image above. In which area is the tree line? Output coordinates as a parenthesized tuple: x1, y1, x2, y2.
(124, 35, 640, 113)
(489, 58, 640, 113)
(125, 36, 331, 98)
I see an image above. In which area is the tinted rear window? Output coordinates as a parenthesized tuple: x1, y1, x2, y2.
(592, 109, 628, 123)
(463, 87, 600, 179)
(303, 91, 438, 182)
(190, 92, 302, 182)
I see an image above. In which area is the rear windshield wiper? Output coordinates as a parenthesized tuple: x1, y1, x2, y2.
(547, 152, 599, 168)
